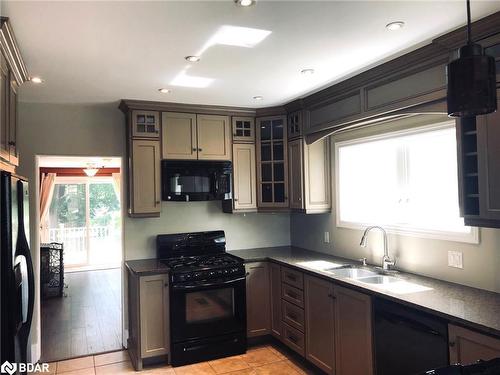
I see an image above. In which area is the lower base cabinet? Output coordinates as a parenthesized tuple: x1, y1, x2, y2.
(269, 262, 283, 339)
(304, 275, 335, 374)
(128, 271, 170, 370)
(449, 324, 500, 365)
(334, 285, 374, 375)
(246, 262, 271, 337)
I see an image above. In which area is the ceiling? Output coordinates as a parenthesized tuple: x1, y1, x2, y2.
(38, 156, 121, 168)
(3, 1, 500, 108)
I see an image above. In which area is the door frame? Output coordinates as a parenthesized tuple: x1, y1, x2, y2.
(31, 155, 126, 363)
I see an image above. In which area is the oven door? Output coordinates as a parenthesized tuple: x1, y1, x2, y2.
(170, 276, 246, 343)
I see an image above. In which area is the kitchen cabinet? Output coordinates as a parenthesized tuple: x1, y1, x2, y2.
(304, 274, 335, 375)
(288, 110, 303, 139)
(232, 144, 257, 212)
(131, 110, 160, 138)
(162, 112, 197, 160)
(334, 285, 373, 375)
(129, 139, 161, 217)
(0, 51, 9, 163)
(457, 95, 500, 228)
(246, 262, 271, 337)
(196, 114, 231, 160)
(449, 324, 500, 366)
(288, 137, 331, 213)
(127, 271, 170, 370)
(162, 113, 231, 161)
(269, 263, 282, 339)
(232, 116, 255, 143)
(256, 116, 289, 209)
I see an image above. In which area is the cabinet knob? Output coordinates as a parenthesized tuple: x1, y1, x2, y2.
(328, 293, 336, 299)
(192, 148, 197, 151)
(8, 141, 15, 146)
(198, 148, 203, 152)
(234, 198, 238, 201)
(449, 341, 456, 347)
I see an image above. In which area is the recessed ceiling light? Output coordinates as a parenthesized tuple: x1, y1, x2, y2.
(185, 55, 201, 62)
(235, 0, 254, 6)
(158, 88, 171, 94)
(253, 95, 263, 101)
(301, 69, 315, 75)
(386, 21, 405, 31)
(30, 76, 44, 84)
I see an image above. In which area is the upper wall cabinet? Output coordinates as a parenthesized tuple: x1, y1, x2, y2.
(0, 52, 9, 163)
(162, 112, 197, 160)
(132, 110, 160, 139)
(457, 95, 500, 228)
(256, 116, 289, 209)
(287, 110, 303, 139)
(162, 113, 231, 161)
(288, 137, 330, 213)
(232, 116, 255, 143)
(232, 143, 257, 212)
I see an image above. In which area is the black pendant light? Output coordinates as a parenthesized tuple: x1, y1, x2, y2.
(447, 0, 497, 117)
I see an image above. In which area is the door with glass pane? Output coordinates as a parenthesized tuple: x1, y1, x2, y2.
(48, 177, 121, 269)
(256, 116, 289, 208)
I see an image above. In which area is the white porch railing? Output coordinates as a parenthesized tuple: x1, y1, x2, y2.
(48, 226, 119, 266)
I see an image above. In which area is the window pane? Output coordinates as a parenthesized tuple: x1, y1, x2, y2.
(337, 125, 470, 236)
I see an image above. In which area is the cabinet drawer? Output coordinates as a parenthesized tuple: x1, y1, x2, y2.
(281, 267, 304, 290)
(282, 322, 305, 357)
(282, 283, 304, 308)
(282, 300, 305, 332)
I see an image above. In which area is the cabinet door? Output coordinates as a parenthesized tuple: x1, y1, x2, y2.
(197, 114, 231, 160)
(232, 116, 255, 143)
(449, 324, 500, 365)
(232, 144, 257, 211)
(162, 112, 197, 160)
(131, 140, 161, 216)
(303, 138, 331, 213)
(476, 98, 500, 222)
(8, 73, 18, 166)
(257, 116, 289, 208)
(334, 285, 373, 375)
(132, 110, 160, 138)
(139, 274, 169, 358)
(287, 110, 302, 139)
(269, 263, 282, 339)
(246, 262, 271, 337)
(0, 52, 9, 162)
(304, 275, 335, 375)
(288, 139, 304, 210)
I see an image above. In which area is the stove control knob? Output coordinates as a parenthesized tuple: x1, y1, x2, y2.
(209, 271, 215, 277)
(194, 273, 201, 279)
(223, 269, 229, 275)
(185, 274, 191, 280)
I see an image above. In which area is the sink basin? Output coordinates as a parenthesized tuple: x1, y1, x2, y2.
(296, 260, 344, 271)
(328, 267, 379, 279)
(358, 275, 401, 284)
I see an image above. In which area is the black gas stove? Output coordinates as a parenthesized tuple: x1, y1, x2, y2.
(156, 231, 247, 366)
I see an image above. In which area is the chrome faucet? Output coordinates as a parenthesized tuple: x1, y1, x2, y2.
(359, 226, 395, 271)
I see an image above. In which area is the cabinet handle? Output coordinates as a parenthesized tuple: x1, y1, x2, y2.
(449, 341, 456, 347)
(164, 283, 168, 287)
(8, 141, 15, 146)
(328, 293, 336, 299)
(155, 200, 161, 205)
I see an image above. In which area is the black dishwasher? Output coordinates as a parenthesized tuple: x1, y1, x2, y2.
(374, 298, 449, 375)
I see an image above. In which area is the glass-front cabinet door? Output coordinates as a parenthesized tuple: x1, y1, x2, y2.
(256, 116, 288, 208)
(131, 110, 160, 138)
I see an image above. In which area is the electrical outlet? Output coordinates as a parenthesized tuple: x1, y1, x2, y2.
(448, 250, 463, 269)
(324, 231, 330, 244)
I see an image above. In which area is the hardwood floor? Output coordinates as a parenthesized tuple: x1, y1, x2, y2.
(41, 268, 122, 363)
(46, 343, 320, 374)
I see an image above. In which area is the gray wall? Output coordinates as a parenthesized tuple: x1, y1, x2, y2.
(291, 115, 500, 293)
(17, 102, 290, 360)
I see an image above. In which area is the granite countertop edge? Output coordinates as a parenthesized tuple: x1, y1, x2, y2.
(125, 246, 500, 338)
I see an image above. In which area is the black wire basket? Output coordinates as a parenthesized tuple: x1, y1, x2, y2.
(40, 242, 65, 299)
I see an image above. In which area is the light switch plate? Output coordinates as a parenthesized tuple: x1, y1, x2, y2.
(448, 250, 463, 269)
(324, 231, 330, 243)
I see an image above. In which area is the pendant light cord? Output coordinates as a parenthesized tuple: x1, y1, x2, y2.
(466, 0, 472, 44)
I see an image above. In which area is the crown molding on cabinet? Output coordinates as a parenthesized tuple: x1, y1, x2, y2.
(0, 17, 29, 85)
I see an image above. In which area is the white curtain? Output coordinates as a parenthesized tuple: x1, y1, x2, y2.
(39, 173, 56, 242)
(112, 172, 121, 201)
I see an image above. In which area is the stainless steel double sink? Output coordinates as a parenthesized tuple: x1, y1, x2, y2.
(323, 265, 401, 285)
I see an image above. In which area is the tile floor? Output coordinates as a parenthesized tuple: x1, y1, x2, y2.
(45, 344, 320, 374)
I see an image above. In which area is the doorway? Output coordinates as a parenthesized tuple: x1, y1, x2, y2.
(38, 156, 123, 362)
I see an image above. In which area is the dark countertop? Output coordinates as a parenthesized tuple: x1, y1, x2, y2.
(125, 259, 170, 276)
(228, 246, 500, 338)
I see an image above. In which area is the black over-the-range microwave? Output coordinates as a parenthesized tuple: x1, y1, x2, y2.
(161, 160, 233, 209)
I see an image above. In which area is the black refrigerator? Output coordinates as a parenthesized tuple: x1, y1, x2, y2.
(0, 171, 34, 369)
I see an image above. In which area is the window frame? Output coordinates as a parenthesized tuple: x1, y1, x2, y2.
(334, 121, 479, 244)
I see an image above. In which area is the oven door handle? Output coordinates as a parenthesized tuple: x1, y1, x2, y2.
(172, 276, 246, 290)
